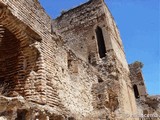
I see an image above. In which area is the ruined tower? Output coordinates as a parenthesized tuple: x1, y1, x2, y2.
(0, 0, 159, 120)
(53, 0, 138, 119)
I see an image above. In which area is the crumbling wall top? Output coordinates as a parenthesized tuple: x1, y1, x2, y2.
(0, 0, 52, 35)
(55, 0, 105, 19)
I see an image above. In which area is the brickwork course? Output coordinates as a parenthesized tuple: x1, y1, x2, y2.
(0, 0, 159, 120)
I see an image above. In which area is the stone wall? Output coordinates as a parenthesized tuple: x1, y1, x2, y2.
(0, 2, 45, 105)
(0, 0, 155, 119)
(53, 0, 129, 71)
(0, 0, 102, 118)
(0, 0, 67, 116)
(53, 0, 138, 119)
(129, 61, 148, 100)
(129, 62, 160, 119)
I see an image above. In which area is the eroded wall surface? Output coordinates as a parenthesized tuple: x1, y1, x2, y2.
(129, 62, 160, 120)
(0, 0, 68, 119)
(53, 0, 138, 119)
(0, 0, 156, 120)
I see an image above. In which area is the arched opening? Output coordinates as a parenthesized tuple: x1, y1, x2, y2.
(95, 26, 106, 58)
(0, 7, 45, 104)
(0, 24, 42, 99)
(133, 84, 140, 99)
(0, 25, 20, 96)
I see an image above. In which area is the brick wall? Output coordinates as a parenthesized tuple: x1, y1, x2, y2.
(0, 0, 140, 119)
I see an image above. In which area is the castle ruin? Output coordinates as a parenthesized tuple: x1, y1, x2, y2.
(0, 0, 159, 120)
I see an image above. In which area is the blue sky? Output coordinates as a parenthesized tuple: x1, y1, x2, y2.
(39, 0, 160, 95)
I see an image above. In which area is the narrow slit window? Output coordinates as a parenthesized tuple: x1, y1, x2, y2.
(133, 84, 140, 99)
(95, 26, 106, 58)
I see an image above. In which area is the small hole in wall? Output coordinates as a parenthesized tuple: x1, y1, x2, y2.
(68, 59, 72, 68)
(92, 36, 95, 40)
(62, 68, 64, 73)
(15, 109, 27, 120)
(106, 116, 109, 120)
(143, 110, 148, 114)
(88, 53, 96, 65)
(68, 117, 75, 120)
(98, 94, 102, 99)
(98, 78, 104, 83)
